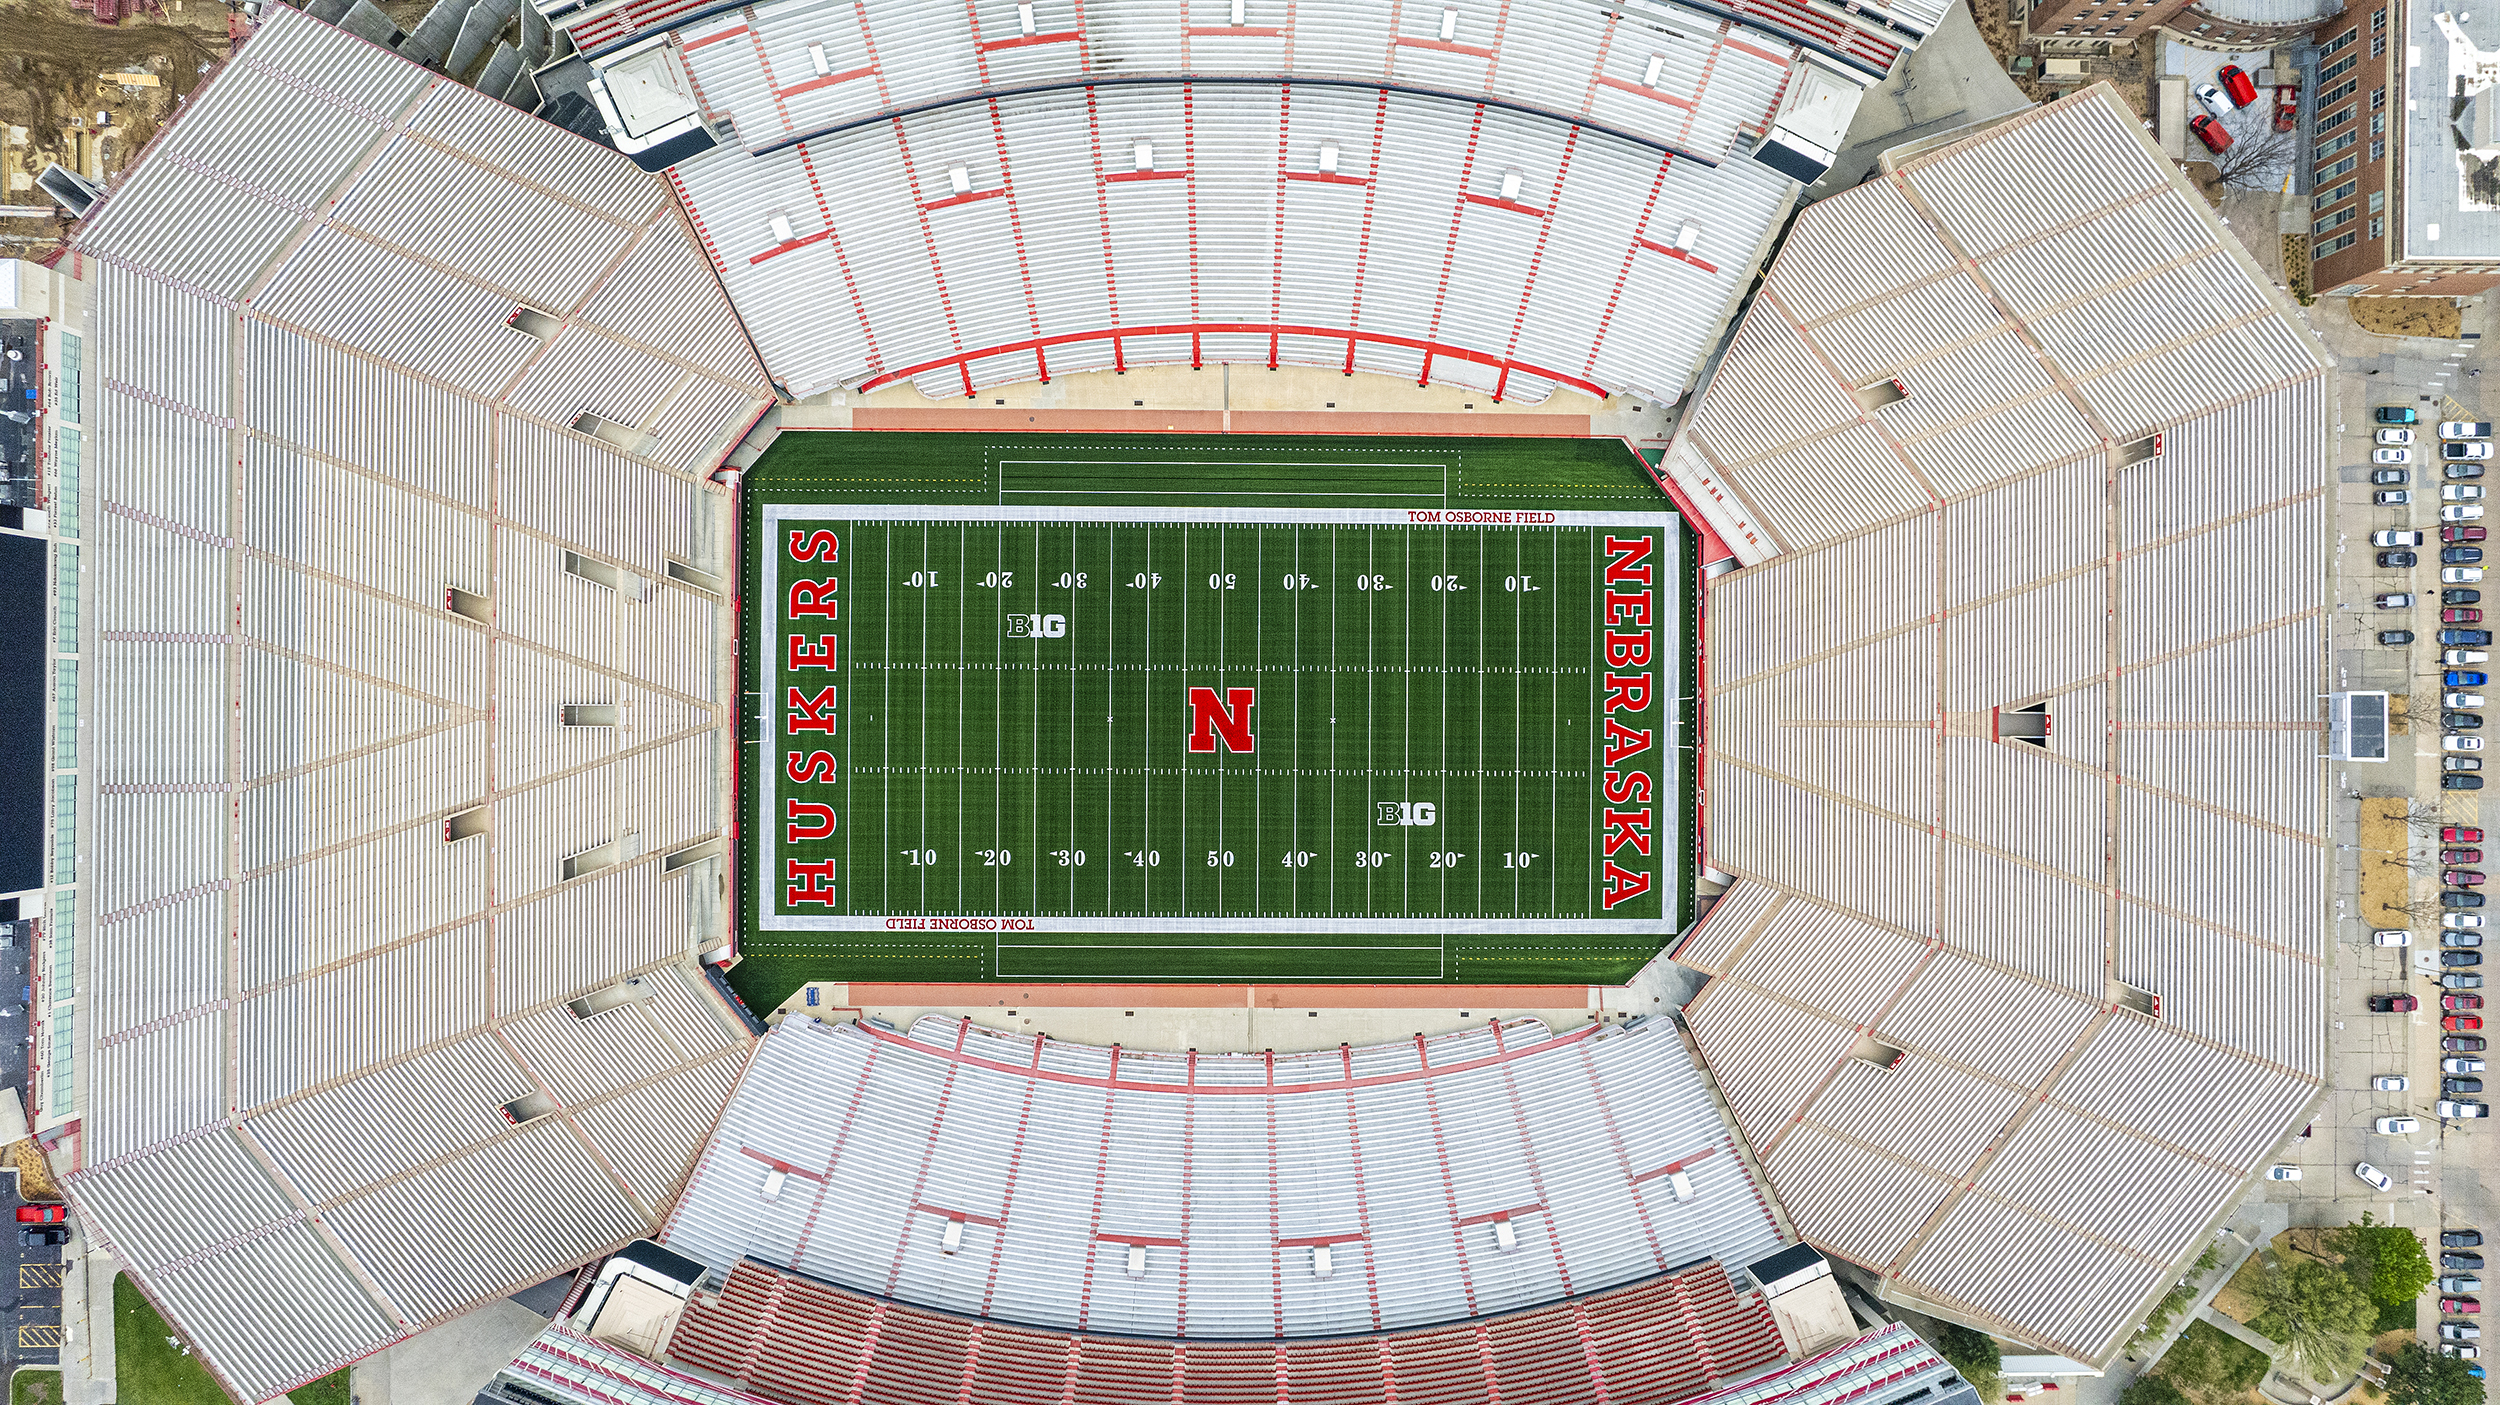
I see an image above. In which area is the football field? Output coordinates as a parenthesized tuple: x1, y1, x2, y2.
(739, 435, 1689, 994)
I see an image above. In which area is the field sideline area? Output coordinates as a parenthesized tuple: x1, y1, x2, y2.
(733, 433, 1693, 1006)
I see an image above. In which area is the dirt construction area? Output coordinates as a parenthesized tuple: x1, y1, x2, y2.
(0, 0, 231, 261)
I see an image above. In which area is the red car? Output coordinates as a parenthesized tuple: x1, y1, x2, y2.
(2452, 1298, 2485, 1314)
(11, 1206, 63, 1225)
(2190, 114, 2232, 154)
(2275, 84, 2299, 131)
(2380, 994, 2426, 1012)
(2452, 1015, 2487, 1033)
(2450, 527, 2490, 545)
(2455, 827, 2489, 845)
(2455, 870, 2490, 887)
(2219, 64, 2258, 106)
(2450, 849, 2486, 865)
(2452, 995, 2489, 1012)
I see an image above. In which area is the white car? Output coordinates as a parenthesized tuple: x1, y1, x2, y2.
(2448, 1057, 2488, 1073)
(2381, 529, 2431, 546)
(2447, 1324, 2485, 1342)
(2449, 913, 2487, 930)
(2450, 736, 2487, 752)
(2451, 692, 2488, 708)
(2359, 1161, 2396, 1190)
(2197, 81, 2233, 117)
(2385, 428, 2420, 445)
(2449, 649, 2493, 663)
(2443, 1100, 2491, 1118)
(2267, 1165, 2303, 1180)
(2380, 929, 2417, 944)
(2453, 485, 2490, 501)
(2384, 592, 2419, 608)
(2378, 1116, 2422, 1135)
(2376, 1075, 2413, 1090)
(2381, 447, 2419, 464)
(2446, 422, 2495, 440)
(2445, 1344, 2481, 1360)
(2453, 442, 2499, 461)
(2448, 568, 2488, 584)
(2449, 505, 2488, 522)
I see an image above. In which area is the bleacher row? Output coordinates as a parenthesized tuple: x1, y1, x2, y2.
(657, 1016, 1788, 1344)
(651, 1257, 1790, 1405)
(668, 79, 1796, 402)
(664, 0, 1820, 158)
(559, 0, 1906, 81)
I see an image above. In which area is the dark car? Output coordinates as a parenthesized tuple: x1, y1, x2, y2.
(2453, 892, 2491, 907)
(9, 1206, 62, 1226)
(2388, 405, 2426, 424)
(2457, 464, 2490, 480)
(2451, 950, 2487, 966)
(2453, 1078, 2488, 1094)
(2454, 994, 2489, 1011)
(2387, 550, 2423, 567)
(2447, 630, 2496, 645)
(2451, 775, 2489, 790)
(2448, 549, 2488, 566)
(2382, 468, 2418, 485)
(2379, 993, 2425, 1012)
(2451, 529, 2491, 546)
(2452, 713, 2488, 729)
(2453, 1254, 2488, 1271)
(16, 1227, 66, 1249)
(2449, 1035, 2489, 1052)
(2453, 1232, 2490, 1248)
(2451, 849, 2486, 864)
(2389, 630, 2421, 645)
(2454, 591, 2488, 606)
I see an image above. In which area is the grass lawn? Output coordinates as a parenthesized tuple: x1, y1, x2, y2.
(2156, 1319, 2272, 1401)
(115, 1274, 226, 1405)
(13, 1369, 59, 1405)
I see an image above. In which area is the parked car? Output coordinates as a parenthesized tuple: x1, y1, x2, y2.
(2453, 442, 2496, 461)
(2455, 827, 2490, 843)
(2444, 568, 2486, 584)
(2454, 1231, 2489, 1248)
(2452, 994, 2488, 1010)
(2448, 712, 2486, 729)
(2457, 952, 2490, 968)
(2453, 506, 2489, 523)
(16, 1226, 65, 1249)
(2383, 550, 2421, 567)
(2385, 491, 2417, 505)
(2267, 1165, 2302, 1180)
(2447, 630, 2494, 644)
(2451, 757, 2485, 772)
(2448, 849, 2485, 863)
(2448, 1033, 2487, 1050)
(2447, 550, 2487, 566)
(2449, 1275, 2488, 1293)
(2362, 1162, 2398, 1191)
(2451, 1297, 2485, 1314)
(2451, 695, 2487, 709)
(2381, 928, 2418, 944)
(2378, 1074, 2414, 1090)
(2452, 1254, 2488, 1270)
(2383, 529, 2431, 546)
(2456, 485, 2490, 502)
(2382, 1116, 2425, 1134)
(2458, 464, 2490, 480)
(2196, 81, 2234, 117)
(2451, 1077, 2487, 1094)
(9, 1206, 63, 1226)
(2387, 630, 2420, 645)
(2452, 868, 2489, 884)
(2452, 649, 2492, 663)
(2386, 405, 2425, 424)
(2450, 1101, 2494, 1119)
(2386, 428, 2421, 446)
(2219, 64, 2258, 104)
(2276, 84, 2299, 130)
(2448, 422, 2496, 439)
(2451, 775, 2490, 789)
(2377, 993, 2424, 1011)
(2447, 1324, 2484, 1342)
(2381, 592, 2419, 606)
(2190, 113, 2231, 153)
(2452, 673, 2491, 688)
(2450, 1014, 2487, 1031)
(2451, 530, 2490, 547)
(2454, 933, 2488, 949)
(2380, 467, 2417, 483)
(2455, 974, 2486, 990)
(2452, 912, 2489, 929)
(2449, 1058, 2489, 1074)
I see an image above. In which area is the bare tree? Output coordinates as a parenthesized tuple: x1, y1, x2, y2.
(2404, 802, 2455, 838)
(2211, 121, 2298, 189)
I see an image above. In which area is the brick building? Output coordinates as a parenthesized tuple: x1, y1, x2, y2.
(2311, 0, 2500, 296)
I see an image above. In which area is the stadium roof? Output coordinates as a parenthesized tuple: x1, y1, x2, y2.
(64, 10, 772, 1399)
(659, 1015, 1786, 1338)
(1662, 86, 2329, 1362)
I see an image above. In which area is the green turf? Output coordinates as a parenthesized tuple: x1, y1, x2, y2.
(734, 433, 1688, 1003)
(114, 1275, 226, 1405)
(13, 1369, 60, 1405)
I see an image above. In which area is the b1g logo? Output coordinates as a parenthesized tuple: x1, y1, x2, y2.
(1377, 802, 1437, 827)
(1006, 613, 1069, 638)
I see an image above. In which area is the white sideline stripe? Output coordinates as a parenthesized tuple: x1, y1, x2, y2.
(759, 915, 1672, 933)
(765, 503, 1669, 528)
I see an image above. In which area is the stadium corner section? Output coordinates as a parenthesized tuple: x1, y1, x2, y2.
(722, 432, 1701, 1011)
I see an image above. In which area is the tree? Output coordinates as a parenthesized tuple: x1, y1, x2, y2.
(2123, 1375, 2194, 1405)
(2209, 121, 2299, 191)
(2387, 1340, 2487, 1405)
(2330, 1217, 2438, 1305)
(2247, 1258, 2379, 1383)
(1931, 1323, 2006, 1402)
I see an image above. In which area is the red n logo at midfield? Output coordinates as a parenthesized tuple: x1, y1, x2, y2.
(1187, 687, 1256, 753)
